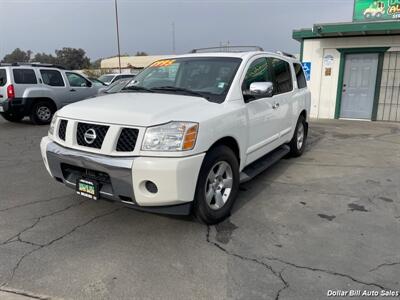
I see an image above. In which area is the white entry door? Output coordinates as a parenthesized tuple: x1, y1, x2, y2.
(340, 53, 378, 120)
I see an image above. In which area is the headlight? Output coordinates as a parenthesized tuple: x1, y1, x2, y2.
(48, 112, 58, 136)
(142, 121, 199, 151)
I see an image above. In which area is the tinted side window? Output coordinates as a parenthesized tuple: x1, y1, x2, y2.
(13, 69, 37, 84)
(40, 70, 65, 87)
(294, 63, 307, 89)
(66, 72, 90, 87)
(0, 69, 7, 87)
(242, 58, 273, 90)
(270, 58, 293, 94)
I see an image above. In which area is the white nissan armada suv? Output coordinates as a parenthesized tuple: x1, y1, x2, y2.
(40, 47, 311, 224)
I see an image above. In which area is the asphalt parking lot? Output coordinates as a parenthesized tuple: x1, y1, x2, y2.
(0, 118, 399, 300)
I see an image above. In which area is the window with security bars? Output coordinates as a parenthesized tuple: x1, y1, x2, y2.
(377, 52, 400, 122)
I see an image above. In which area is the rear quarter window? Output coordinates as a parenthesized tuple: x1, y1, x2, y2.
(13, 69, 37, 84)
(0, 69, 7, 86)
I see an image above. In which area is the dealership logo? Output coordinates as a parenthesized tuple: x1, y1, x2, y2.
(84, 128, 97, 144)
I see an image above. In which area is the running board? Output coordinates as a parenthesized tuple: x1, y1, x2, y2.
(240, 145, 290, 183)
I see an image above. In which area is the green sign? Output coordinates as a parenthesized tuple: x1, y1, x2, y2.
(353, 0, 400, 21)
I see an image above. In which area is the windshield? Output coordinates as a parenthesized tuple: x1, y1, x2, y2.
(105, 78, 131, 93)
(125, 57, 242, 103)
(98, 74, 115, 83)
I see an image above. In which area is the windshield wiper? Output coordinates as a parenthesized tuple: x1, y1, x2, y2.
(151, 86, 208, 99)
(121, 86, 154, 93)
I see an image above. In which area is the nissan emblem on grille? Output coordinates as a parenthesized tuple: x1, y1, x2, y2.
(84, 128, 97, 144)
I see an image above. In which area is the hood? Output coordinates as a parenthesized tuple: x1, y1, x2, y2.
(58, 92, 219, 127)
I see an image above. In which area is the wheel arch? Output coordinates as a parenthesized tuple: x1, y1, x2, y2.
(207, 136, 241, 166)
(32, 97, 57, 111)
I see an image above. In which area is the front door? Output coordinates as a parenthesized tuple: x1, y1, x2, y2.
(340, 53, 378, 120)
(243, 57, 281, 165)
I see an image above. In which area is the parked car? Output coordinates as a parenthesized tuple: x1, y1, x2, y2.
(97, 78, 132, 95)
(40, 47, 311, 224)
(98, 73, 136, 85)
(88, 77, 107, 87)
(0, 63, 102, 124)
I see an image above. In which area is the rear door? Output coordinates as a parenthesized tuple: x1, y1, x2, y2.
(268, 57, 295, 143)
(39, 68, 70, 106)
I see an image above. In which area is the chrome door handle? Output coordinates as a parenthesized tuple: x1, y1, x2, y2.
(272, 103, 280, 109)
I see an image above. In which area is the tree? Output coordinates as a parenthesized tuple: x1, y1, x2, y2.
(135, 51, 148, 56)
(90, 58, 102, 69)
(2, 48, 32, 63)
(32, 52, 57, 64)
(55, 47, 90, 70)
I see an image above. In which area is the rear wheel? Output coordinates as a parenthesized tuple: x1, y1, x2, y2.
(289, 115, 307, 157)
(194, 146, 239, 225)
(30, 101, 55, 125)
(0, 112, 24, 122)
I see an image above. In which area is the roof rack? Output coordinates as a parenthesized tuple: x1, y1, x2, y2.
(276, 51, 297, 59)
(190, 46, 264, 53)
(0, 62, 66, 69)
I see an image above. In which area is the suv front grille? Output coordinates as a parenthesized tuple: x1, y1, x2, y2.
(76, 122, 109, 149)
(58, 120, 68, 141)
(116, 128, 139, 152)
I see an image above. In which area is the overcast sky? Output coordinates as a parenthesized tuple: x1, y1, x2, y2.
(1, 0, 354, 60)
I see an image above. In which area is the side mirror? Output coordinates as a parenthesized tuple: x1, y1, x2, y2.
(248, 82, 274, 98)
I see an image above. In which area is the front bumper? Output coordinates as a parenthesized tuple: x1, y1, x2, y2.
(40, 137, 205, 215)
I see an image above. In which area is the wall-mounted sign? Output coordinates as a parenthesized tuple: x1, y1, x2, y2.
(302, 62, 312, 81)
(353, 0, 400, 22)
(323, 55, 334, 67)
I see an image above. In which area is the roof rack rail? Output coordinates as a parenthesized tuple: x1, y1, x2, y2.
(276, 51, 297, 59)
(0, 62, 66, 69)
(190, 46, 264, 53)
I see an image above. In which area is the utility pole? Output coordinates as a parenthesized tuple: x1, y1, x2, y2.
(172, 22, 176, 54)
(114, 0, 122, 73)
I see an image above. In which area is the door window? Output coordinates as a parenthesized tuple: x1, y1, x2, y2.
(293, 63, 307, 89)
(66, 72, 90, 87)
(13, 69, 37, 84)
(0, 69, 7, 86)
(40, 70, 65, 87)
(270, 58, 293, 94)
(242, 58, 273, 90)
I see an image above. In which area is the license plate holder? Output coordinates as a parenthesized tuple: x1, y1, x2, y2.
(76, 178, 99, 200)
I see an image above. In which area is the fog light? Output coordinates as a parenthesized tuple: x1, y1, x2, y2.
(145, 181, 158, 194)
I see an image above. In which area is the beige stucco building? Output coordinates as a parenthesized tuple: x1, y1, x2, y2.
(100, 55, 171, 70)
(294, 21, 400, 122)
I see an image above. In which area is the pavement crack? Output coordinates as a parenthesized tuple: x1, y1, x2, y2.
(262, 256, 389, 290)
(1, 200, 86, 246)
(369, 261, 400, 272)
(1, 207, 121, 287)
(0, 287, 50, 299)
(275, 270, 289, 300)
(206, 226, 287, 298)
(0, 195, 71, 213)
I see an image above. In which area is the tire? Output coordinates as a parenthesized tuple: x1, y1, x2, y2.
(0, 112, 24, 123)
(30, 101, 55, 125)
(289, 115, 308, 157)
(193, 145, 239, 225)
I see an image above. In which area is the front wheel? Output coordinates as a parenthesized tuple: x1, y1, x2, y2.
(289, 115, 308, 157)
(193, 145, 239, 225)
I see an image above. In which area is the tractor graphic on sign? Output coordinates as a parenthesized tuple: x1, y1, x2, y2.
(363, 1, 386, 19)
